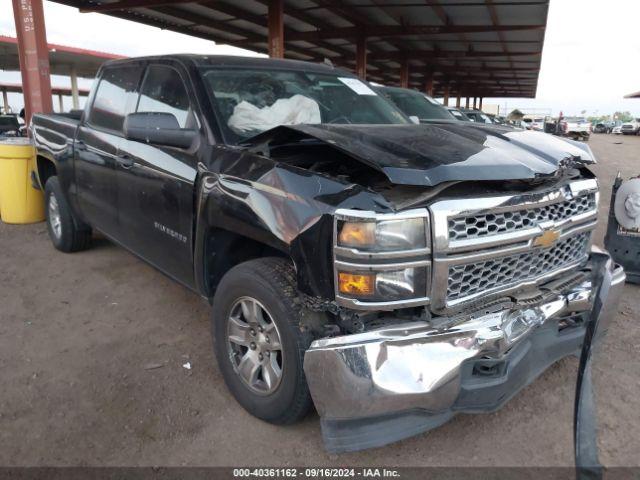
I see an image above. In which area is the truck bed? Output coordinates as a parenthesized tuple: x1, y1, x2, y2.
(32, 112, 81, 140)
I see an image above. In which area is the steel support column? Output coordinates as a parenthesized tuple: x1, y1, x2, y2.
(57, 93, 63, 112)
(70, 65, 79, 109)
(424, 73, 433, 96)
(2, 88, 8, 113)
(465, 96, 470, 109)
(356, 36, 367, 80)
(400, 60, 409, 88)
(268, 0, 284, 58)
(12, 0, 53, 124)
(473, 96, 477, 109)
(479, 97, 483, 110)
(443, 81, 450, 106)
(456, 92, 461, 108)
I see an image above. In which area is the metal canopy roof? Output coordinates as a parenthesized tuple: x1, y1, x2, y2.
(0, 35, 125, 78)
(48, 0, 549, 98)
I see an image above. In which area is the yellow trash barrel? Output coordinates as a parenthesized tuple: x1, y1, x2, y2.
(0, 138, 45, 224)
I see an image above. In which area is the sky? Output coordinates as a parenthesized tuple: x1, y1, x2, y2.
(1, 0, 640, 116)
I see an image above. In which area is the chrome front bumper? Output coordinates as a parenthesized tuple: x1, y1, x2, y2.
(304, 250, 626, 453)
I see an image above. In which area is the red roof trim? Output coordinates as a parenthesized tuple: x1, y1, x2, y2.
(0, 35, 127, 60)
(0, 82, 91, 95)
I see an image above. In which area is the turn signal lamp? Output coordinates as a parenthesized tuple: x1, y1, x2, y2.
(338, 272, 375, 296)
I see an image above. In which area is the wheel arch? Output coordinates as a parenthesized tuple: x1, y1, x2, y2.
(35, 154, 58, 190)
(198, 227, 294, 299)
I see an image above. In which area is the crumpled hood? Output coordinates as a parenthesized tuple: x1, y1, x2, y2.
(244, 123, 596, 187)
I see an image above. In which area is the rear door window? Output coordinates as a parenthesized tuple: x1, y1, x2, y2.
(136, 65, 194, 128)
(89, 65, 143, 133)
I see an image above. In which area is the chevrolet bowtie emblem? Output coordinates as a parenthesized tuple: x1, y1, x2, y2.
(533, 229, 560, 248)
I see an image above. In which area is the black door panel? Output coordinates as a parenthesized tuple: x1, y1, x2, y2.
(116, 63, 198, 287)
(75, 126, 120, 234)
(115, 140, 196, 285)
(75, 64, 143, 237)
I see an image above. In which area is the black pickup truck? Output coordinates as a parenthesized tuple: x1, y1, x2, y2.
(31, 55, 625, 453)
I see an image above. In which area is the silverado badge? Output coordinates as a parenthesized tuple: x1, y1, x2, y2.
(533, 228, 561, 248)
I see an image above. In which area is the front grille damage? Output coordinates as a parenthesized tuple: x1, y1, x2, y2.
(448, 192, 596, 241)
(447, 232, 590, 301)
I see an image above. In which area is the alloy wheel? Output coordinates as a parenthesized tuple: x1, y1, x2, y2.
(226, 296, 284, 395)
(48, 194, 62, 240)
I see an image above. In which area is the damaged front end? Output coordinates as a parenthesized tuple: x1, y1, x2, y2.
(305, 255, 624, 453)
(300, 175, 625, 453)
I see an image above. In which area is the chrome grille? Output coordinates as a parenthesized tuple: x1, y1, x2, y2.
(429, 179, 599, 311)
(447, 232, 590, 301)
(448, 192, 596, 241)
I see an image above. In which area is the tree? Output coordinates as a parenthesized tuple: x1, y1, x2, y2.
(508, 108, 524, 120)
(613, 111, 634, 122)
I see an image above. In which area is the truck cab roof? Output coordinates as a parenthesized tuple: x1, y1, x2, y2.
(102, 54, 347, 75)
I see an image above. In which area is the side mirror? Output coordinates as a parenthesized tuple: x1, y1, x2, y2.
(123, 112, 197, 149)
(409, 115, 420, 124)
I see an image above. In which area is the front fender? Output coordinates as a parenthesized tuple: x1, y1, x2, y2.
(193, 162, 393, 300)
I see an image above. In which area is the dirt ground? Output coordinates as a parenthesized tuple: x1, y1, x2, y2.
(1, 133, 638, 467)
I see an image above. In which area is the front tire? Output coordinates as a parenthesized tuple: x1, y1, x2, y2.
(211, 257, 313, 425)
(44, 177, 92, 252)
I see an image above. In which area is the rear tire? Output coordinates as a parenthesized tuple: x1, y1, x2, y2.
(44, 176, 92, 252)
(211, 257, 313, 425)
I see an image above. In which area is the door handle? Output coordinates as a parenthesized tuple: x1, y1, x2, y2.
(116, 154, 135, 169)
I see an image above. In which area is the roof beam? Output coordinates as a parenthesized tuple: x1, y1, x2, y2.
(311, 0, 364, 26)
(153, 6, 264, 41)
(285, 24, 544, 41)
(104, 7, 314, 61)
(485, 0, 518, 89)
(79, 0, 197, 12)
(250, 0, 361, 59)
(297, 2, 547, 10)
(370, 49, 541, 61)
(308, 0, 409, 73)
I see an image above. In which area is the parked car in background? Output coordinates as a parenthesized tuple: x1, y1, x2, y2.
(522, 115, 545, 131)
(486, 114, 508, 125)
(446, 106, 472, 121)
(594, 121, 616, 134)
(461, 108, 493, 124)
(621, 118, 640, 135)
(374, 86, 457, 123)
(558, 117, 591, 141)
(593, 123, 608, 133)
(30, 54, 624, 453)
(613, 125, 623, 135)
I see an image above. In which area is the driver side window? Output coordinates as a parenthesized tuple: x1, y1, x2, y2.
(136, 65, 195, 129)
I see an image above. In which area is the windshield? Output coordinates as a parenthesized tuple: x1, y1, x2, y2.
(378, 87, 454, 121)
(449, 109, 470, 121)
(467, 112, 492, 123)
(200, 67, 409, 144)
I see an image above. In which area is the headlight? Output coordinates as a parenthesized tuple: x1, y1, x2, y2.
(337, 217, 427, 251)
(333, 209, 431, 309)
